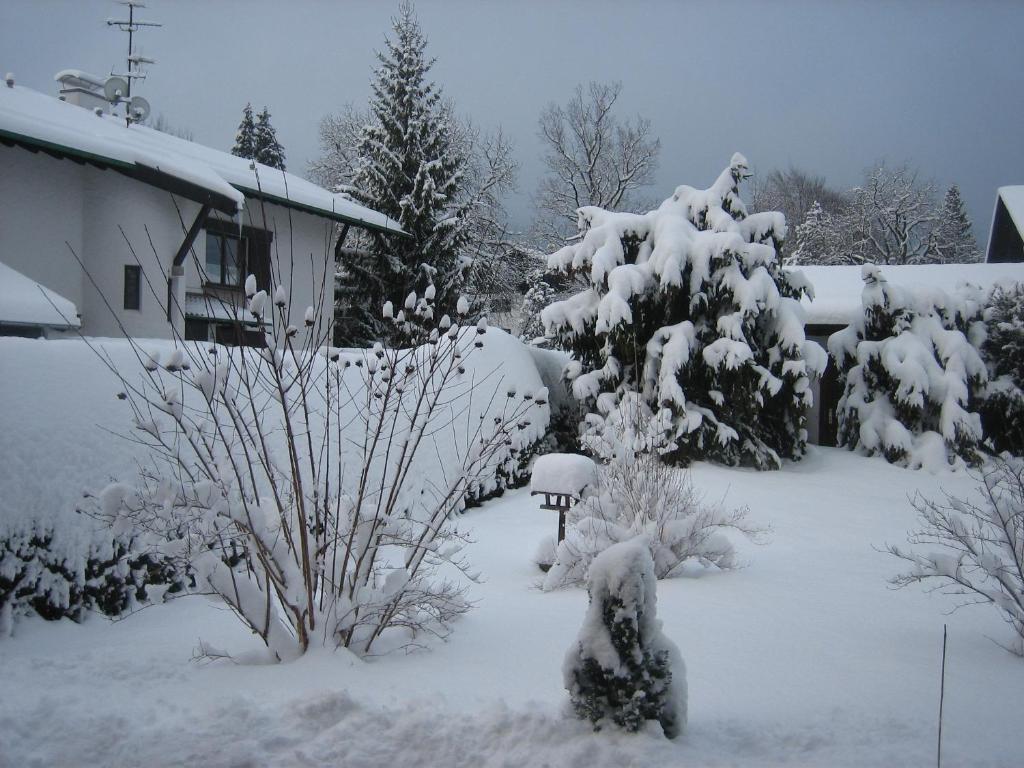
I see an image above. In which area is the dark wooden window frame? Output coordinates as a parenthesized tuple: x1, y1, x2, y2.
(123, 264, 141, 310)
(203, 218, 273, 291)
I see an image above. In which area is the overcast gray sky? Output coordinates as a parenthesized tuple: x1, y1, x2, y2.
(2, 0, 1022, 243)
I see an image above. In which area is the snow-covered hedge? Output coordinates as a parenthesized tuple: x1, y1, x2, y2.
(0, 329, 550, 640)
(564, 539, 686, 738)
(980, 285, 1024, 456)
(0, 520, 182, 636)
(542, 153, 825, 470)
(828, 266, 988, 469)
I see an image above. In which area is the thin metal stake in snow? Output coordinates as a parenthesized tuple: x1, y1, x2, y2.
(937, 624, 948, 768)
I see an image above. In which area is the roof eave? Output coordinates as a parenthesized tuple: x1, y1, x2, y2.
(235, 184, 409, 237)
(0, 128, 240, 216)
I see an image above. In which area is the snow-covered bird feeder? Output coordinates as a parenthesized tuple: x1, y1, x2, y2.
(530, 453, 598, 544)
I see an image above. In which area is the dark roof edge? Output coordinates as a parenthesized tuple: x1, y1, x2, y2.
(236, 185, 409, 237)
(0, 127, 407, 237)
(0, 127, 241, 215)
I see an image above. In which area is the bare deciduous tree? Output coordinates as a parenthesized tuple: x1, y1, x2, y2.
(749, 165, 847, 256)
(534, 81, 660, 249)
(887, 457, 1024, 656)
(847, 162, 940, 265)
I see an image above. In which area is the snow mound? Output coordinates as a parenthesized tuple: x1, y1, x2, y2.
(0, 260, 80, 328)
(530, 453, 598, 497)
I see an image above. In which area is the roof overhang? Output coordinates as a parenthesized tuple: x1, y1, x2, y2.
(0, 127, 242, 216)
(236, 184, 409, 236)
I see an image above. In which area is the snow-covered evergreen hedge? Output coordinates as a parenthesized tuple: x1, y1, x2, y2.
(828, 265, 988, 468)
(564, 539, 686, 738)
(0, 520, 183, 637)
(980, 285, 1024, 455)
(542, 153, 825, 469)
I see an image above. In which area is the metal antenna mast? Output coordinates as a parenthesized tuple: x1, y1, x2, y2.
(106, 1, 161, 102)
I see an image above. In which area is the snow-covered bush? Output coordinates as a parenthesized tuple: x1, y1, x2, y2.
(86, 279, 547, 660)
(887, 456, 1024, 656)
(564, 539, 686, 738)
(980, 285, 1024, 456)
(542, 153, 824, 470)
(0, 520, 182, 637)
(828, 265, 988, 469)
(542, 395, 758, 589)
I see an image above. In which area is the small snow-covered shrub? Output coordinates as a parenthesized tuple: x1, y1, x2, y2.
(542, 153, 826, 470)
(828, 265, 988, 469)
(564, 539, 686, 738)
(886, 456, 1024, 656)
(980, 285, 1024, 456)
(542, 395, 759, 589)
(0, 521, 182, 637)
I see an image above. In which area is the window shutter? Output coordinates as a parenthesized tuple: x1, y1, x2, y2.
(249, 231, 273, 293)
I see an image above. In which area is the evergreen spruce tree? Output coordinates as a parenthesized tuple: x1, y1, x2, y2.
(932, 184, 980, 263)
(336, 1, 469, 347)
(254, 107, 286, 170)
(788, 200, 854, 266)
(231, 103, 257, 161)
(543, 154, 823, 469)
(518, 268, 558, 341)
(564, 540, 686, 738)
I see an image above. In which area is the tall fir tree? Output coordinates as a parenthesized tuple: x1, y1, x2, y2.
(931, 184, 980, 263)
(336, 1, 469, 347)
(254, 107, 286, 170)
(231, 103, 257, 160)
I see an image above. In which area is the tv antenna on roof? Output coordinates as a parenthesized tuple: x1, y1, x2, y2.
(106, 1, 160, 122)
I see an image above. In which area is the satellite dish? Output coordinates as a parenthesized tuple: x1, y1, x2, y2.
(103, 76, 129, 103)
(129, 95, 151, 122)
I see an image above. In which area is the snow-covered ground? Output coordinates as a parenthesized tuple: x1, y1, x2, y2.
(2, 447, 1022, 767)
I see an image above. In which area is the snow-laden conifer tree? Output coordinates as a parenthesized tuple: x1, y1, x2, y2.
(332, 1, 470, 347)
(231, 103, 257, 160)
(980, 284, 1024, 455)
(788, 201, 855, 266)
(828, 266, 988, 468)
(518, 268, 558, 342)
(254, 107, 286, 170)
(932, 184, 980, 263)
(564, 539, 686, 738)
(542, 153, 825, 469)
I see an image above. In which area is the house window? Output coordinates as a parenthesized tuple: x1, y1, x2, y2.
(203, 220, 273, 291)
(205, 230, 245, 287)
(124, 265, 141, 310)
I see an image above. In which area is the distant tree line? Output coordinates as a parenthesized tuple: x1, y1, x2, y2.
(752, 164, 980, 266)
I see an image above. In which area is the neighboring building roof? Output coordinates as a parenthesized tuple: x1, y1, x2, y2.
(997, 186, 1024, 235)
(792, 262, 1024, 327)
(0, 260, 80, 329)
(0, 82, 405, 235)
(987, 186, 1024, 263)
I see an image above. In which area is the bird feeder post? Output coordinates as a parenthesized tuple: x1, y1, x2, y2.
(534, 491, 573, 543)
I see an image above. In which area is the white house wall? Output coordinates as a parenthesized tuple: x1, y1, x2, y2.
(81, 169, 203, 339)
(212, 199, 340, 338)
(1, 143, 341, 344)
(0, 145, 86, 315)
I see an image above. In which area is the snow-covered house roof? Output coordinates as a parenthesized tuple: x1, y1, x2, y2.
(793, 263, 1024, 327)
(0, 260, 80, 329)
(987, 186, 1024, 263)
(0, 82, 405, 235)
